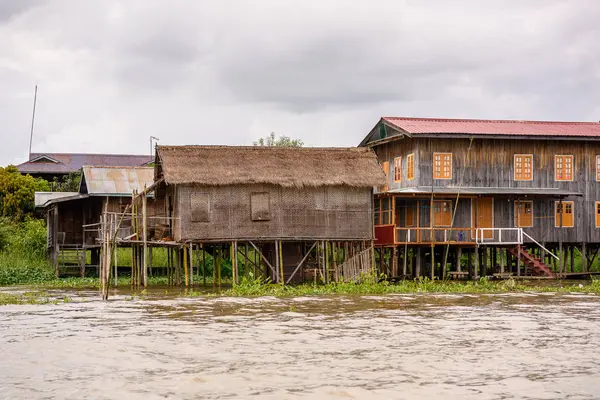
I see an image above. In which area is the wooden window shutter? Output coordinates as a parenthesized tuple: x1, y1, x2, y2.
(190, 193, 210, 222)
(251, 192, 271, 221)
(407, 154, 415, 180)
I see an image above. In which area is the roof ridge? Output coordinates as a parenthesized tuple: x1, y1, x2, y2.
(383, 116, 600, 125)
(29, 152, 153, 157)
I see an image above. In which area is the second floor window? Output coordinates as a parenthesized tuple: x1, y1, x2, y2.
(555, 155, 573, 181)
(596, 156, 600, 181)
(407, 153, 415, 180)
(394, 157, 402, 182)
(433, 153, 452, 179)
(380, 161, 389, 192)
(514, 154, 533, 181)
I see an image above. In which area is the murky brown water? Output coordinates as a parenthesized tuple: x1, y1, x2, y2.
(1, 290, 600, 399)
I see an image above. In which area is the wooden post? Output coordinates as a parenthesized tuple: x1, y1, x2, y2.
(274, 241, 280, 283)
(467, 248, 472, 278)
(217, 247, 222, 288)
(392, 247, 398, 278)
(279, 240, 284, 285)
(559, 199, 563, 276)
(415, 247, 422, 278)
(183, 244, 189, 287)
(582, 242, 588, 272)
(570, 245, 575, 273)
(212, 247, 217, 289)
(233, 241, 239, 285)
(474, 246, 479, 279)
(113, 237, 118, 287)
(403, 243, 408, 277)
(370, 239, 376, 277)
(456, 247, 462, 273)
(202, 244, 206, 286)
(142, 191, 148, 288)
(500, 248, 505, 274)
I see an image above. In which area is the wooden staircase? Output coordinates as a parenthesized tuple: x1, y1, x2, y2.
(507, 246, 555, 278)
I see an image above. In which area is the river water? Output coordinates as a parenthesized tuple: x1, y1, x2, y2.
(1, 289, 599, 399)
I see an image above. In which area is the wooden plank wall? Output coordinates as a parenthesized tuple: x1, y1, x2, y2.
(375, 137, 600, 244)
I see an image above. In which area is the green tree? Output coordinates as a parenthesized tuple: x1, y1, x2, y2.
(0, 166, 50, 220)
(253, 132, 304, 147)
(53, 171, 81, 192)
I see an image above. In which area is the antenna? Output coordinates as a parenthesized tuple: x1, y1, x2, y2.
(28, 85, 38, 160)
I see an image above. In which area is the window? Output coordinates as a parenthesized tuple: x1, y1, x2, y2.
(555, 201, 574, 227)
(596, 202, 600, 228)
(433, 153, 452, 179)
(514, 201, 533, 227)
(374, 197, 393, 225)
(191, 193, 210, 222)
(250, 192, 270, 221)
(433, 200, 452, 227)
(555, 155, 573, 181)
(381, 161, 389, 192)
(514, 154, 533, 181)
(393, 157, 402, 182)
(596, 156, 600, 181)
(407, 153, 415, 180)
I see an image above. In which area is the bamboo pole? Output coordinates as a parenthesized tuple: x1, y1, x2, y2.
(142, 188, 148, 288)
(233, 241, 239, 285)
(189, 243, 194, 286)
(202, 244, 206, 286)
(183, 244, 189, 287)
(279, 240, 284, 285)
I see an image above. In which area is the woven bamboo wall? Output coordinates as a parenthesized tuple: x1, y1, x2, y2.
(174, 184, 374, 242)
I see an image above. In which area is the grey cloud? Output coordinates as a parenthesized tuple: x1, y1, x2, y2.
(0, 0, 599, 166)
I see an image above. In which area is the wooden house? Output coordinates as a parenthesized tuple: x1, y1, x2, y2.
(360, 117, 600, 279)
(18, 152, 152, 182)
(151, 145, 385, 283)
(38, 166, 158, 274)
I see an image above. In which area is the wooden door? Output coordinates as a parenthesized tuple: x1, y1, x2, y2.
(515, 201, 533, 227)
(473, 198, 493, 238)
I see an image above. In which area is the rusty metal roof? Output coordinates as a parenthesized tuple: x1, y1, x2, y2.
(17, 153, 153, 175)
(34, 192, 80, 207)
(80, 166, 154, 196)
(381, 117, 600, 137)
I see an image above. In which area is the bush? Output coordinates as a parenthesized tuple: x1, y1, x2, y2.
(0, 218, 54, 286)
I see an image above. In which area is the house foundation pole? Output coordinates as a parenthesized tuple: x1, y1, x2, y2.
(582, 242, 588, 272)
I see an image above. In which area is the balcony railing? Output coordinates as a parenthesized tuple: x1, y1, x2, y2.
(394, 227, 476, 244)
(392, 227, 527, 245)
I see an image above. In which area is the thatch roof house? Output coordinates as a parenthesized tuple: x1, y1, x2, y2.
(154, 145, 385, 243)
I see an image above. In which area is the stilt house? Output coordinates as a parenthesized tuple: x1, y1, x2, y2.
(360, 117, 600, 279)
(38, 166, 158, 274)
(151, 145, 385, 283)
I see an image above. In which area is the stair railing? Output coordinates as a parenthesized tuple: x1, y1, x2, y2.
(521, 231, 560, 260)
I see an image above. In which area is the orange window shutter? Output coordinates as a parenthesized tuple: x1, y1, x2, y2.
(381, 161, 389, 191)
(596, 203, 600, 227)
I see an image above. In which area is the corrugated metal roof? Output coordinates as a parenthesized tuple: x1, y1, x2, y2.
(34, 192, 79, 207)
(386, 187, 581, 196)
(381, 117, 600, 138)
(81, 166, 154, 196)
(17, 153, 153, 174)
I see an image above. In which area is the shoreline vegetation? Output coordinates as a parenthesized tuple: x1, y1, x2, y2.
(2, 276, 599, 305)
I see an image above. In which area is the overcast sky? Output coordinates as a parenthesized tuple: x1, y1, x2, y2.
(1, 0, 599, 166)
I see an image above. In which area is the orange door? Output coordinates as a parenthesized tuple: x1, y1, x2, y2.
(596, 202, 600, 228)
(473, 198, 493, 238)
(515, 201, 533, 227)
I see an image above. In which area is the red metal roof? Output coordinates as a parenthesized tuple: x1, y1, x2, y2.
(382, 117, 600, 137)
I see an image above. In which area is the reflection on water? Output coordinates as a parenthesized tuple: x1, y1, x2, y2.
(1, 290, 599, 399)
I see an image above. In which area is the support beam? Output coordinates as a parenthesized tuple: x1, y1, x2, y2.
(286, 242, 317, 284)
(249, 241, 277, 276)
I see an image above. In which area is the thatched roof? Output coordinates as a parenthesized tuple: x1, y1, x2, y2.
(156, 146, 385, 188)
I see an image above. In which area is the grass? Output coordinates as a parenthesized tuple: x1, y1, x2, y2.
(219, 276, 600, 297)
(0, 290, 72, 305)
